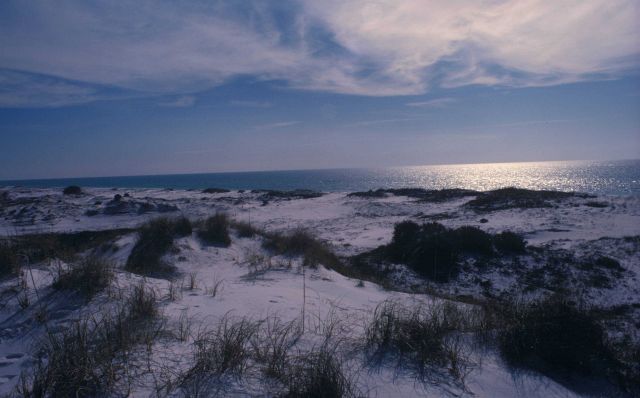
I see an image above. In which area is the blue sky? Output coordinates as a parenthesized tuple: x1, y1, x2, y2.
(0, 0, 639, 179)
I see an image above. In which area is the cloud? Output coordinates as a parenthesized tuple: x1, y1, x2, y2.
(158, 95, 196, 107)
(406, 97, 456, 108)
(255, 121, 301, 130)
(0, 69, 102, 108)
(230, 100, 273, 108)
(0, 0, 637, 107)
(350, 117, 422, 126)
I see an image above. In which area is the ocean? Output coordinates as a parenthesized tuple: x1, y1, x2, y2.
(2, 159, 639, 196)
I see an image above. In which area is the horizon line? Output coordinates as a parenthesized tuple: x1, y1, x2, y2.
(1, 157, 637, 184)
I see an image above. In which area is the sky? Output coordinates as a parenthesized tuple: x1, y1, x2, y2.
(0, 0, 639, 180)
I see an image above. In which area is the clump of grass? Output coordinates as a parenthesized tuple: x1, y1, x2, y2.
(63, 185, 83, 195)
(197, 213, 231, 247)
(283, 346, 360, 398)
(230, 220, 261, 238)
(18, 283, 161, 397)
(251, 318, 302, 380)
(52, 256, 113, 299)
(498, 296, 617, 378)
(263, 229, 340, 268)
(172, 216, 193, 237)
(364, 300, 472, 381)
(126, 217, 192, 275)
(0, 239, 21, 278)
(180, 315, 258, 394)
(126, 282, 159, 320)
(12, 229, 131, 264)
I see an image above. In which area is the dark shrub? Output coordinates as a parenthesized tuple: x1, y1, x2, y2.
(384, 222, 526, 282)
(595, 256, 623, 271)
(53, 256, 113, 299)
(198, 214, 231, 247)
(126, 218, 177, 275)
(498, 297, 616, 377)
(0, 240, 20, 278)
(202, 187, 230, 194)
(452, 226, 494, 255)
(388, 221, 422, 261)
(172, 216, 193, 237)
(466, 187, 574, 212)
(63, 185, 83, 195)
(585, 201, 608, 208)
(494, 231, 526, 253)
(387, 222, 457, 282)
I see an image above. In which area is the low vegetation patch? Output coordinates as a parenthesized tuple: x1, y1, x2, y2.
(253, 189, 323, 201)
(202, 187, 230, 194)
(126, 217, 193, 275)
(367, 221, 526, 282)
(0, 239, 21, 278)
(180, 315, 259, 395)
(52, 256, 113, 299)
(283, 346, 360, 398)
(18, 283, 162, 397)
(466, 187, 576, 212)
(364, 300, 472, 381)
(62, 185, 83, 195)
(348, 188, 478, 202)
(497, 297, 619, 381)
(8, 229, 131, 264)
(197, 213, 231, 246)
(230, 220, 261, 238)
(263, 229, 340, 268)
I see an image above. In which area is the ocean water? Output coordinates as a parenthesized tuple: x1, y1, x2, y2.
(2, 159, 639, 196)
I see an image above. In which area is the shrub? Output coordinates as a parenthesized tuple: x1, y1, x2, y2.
(198, 214, 231, 247)
(172, 216, 193, 237)
(498, 297, 616, 377)
(494, 231, 526, 253)
(63, 185, 83, 195)
(263, 229, 340, 268)
(466, 187, 574, 212)
(384, 222, 527, 282)
(0, 240, 20, 278)
(387, 222, 458, 282)
(126, 218, 181, 275)
(452, 226, 494, 255)
(202, 187, 230, 194)
(52, 256, 113, 299)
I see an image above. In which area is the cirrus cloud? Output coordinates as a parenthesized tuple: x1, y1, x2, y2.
(0, 0, 637, 107)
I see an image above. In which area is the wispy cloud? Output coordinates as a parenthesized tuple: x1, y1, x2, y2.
(255, 120, 301, 130)
(230, 100, 272, 108)
(0, 1, 637, 107)
(158, 95, 196, 108)
(350, 117, 422, 126)
(406, 98, 456, 108)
